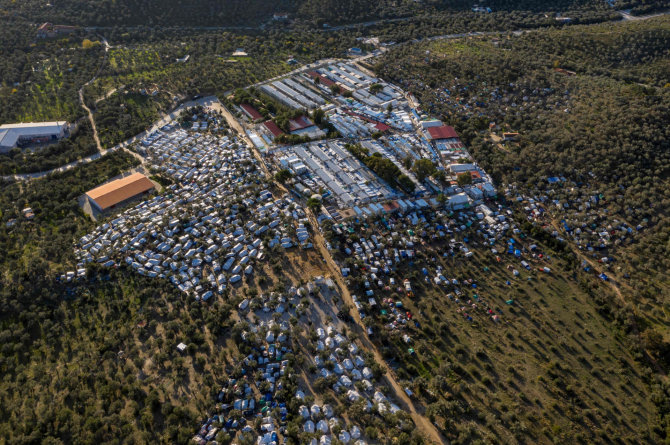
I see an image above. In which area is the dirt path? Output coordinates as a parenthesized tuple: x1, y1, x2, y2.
(1, 97, 215, 182)
(545, 217, 669, 377)
(79, 89, 103, 153)
(307, 211, 447, 444)
(209, 102, 259, 164)
(78, 37, 111, 154)
(214, 98, 447, 441)
(95, 85, 123, 104)
(211, 100, 286, 192)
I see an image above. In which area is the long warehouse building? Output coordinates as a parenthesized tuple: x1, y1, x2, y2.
(86, 172, 155, 212)
(0, 121, 68, 151)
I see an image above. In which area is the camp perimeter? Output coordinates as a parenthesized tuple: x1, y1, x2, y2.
(59, 50, 666, 445)
(67, 58, 502, 444)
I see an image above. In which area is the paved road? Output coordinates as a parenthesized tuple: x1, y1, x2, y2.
(239, 51, 381, 96)
(1, 96, 216, 181)
(317, 16, 413, 32)
(208, 104, 445, 442)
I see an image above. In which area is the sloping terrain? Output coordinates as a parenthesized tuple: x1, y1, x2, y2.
(1, 0, 615, 27)
(371, 16, 670, 442)
(374, 17, 670, 328)
(0, 8, 669, 445)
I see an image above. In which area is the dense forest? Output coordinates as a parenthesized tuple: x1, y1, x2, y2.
(0, 22, 102, 124)
(615, 0, 670, 14)
(0, 0, 627, 27)
(95, 92, 173, 148)
(0, 0, 290, 27)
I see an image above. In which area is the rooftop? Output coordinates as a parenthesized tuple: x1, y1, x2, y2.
(240, 104, 263, 120)
(0, 121, 67, 148)
(288, 116, 314, 132)
(0, 121, 67, 130)
(427, 125, 459, 140)
(263, 121, 284, 137)
(86, 172, 155, 211)
(307, 71, 336, 87)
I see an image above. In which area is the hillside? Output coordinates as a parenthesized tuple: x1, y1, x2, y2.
(374, 16, 670, 318)
(325, 214, 660, 443)
(1, 0, 616, 27)
(372, 16, 670, 441)
(0, 0, 291, 27)
(0, 6, 669, 445)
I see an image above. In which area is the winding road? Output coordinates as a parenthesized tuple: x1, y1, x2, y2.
(3, 9, 668, 183)
(617, 9, 670, 20)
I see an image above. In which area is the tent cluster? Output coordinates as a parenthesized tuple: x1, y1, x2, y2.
(306, 321, 403, 444)
(74, 131, 311, 299)
(321, 190, 568, 339)
(192, 275, 409, 445)
(507, 182, 642, 253)
(299, 400, 366, 444)
(192, 304, 293, 445)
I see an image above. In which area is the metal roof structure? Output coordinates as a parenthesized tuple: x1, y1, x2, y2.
(0, 121, 67, 148)
(86, 173, 155, 211)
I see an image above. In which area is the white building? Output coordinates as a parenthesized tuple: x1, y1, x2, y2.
(0, 121, 68, 151)
(419, 119, 443, 129)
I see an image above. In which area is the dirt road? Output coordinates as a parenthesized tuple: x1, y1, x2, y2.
(79, 89, 103, 152)
(78, 37, 112, 154)
(210, 100, 281, 185)
(307, 211, 447, 444)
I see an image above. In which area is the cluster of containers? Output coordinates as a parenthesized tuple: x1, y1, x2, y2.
(279, 140, 396, 208)
(260, 75, 326, 110)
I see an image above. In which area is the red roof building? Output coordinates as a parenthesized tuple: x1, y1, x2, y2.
(342, 109, 390, 132)
(263, 121, 284, 137)
(306, 71, 336, 87)
(86, 173, 155, 212)
(240, 104, 263, 121)
(374, 122, 390, 132)
(288, 116, 314, 133)
(427, 125, 460, 140)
